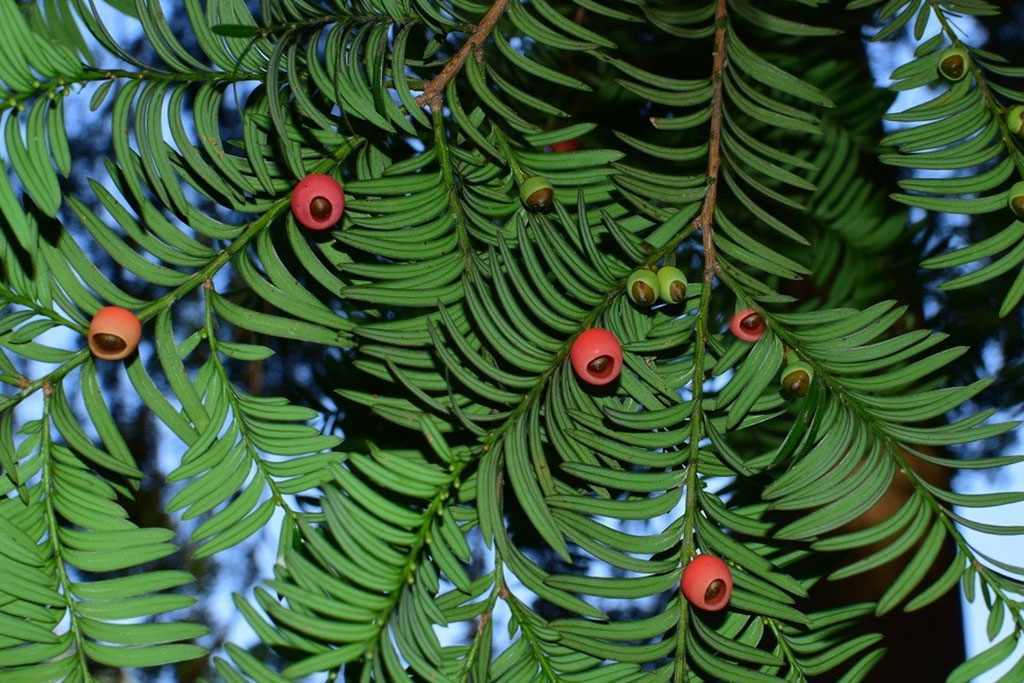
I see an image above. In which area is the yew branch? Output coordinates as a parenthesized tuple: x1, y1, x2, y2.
(696, 0, 729, 284)
(416, 0, 511, 107)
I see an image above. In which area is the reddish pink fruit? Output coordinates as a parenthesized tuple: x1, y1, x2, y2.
(88, 306, 142, 360)
(550, 139, 580, 153)
(729, 308, 765, 342)
(681, 555, 733, 611)
(291, 174, 345, 231)
(570, 328, 622, 385)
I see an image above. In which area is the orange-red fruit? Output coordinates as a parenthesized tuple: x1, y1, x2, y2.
(681, 555, 733, 611)
(550, 139, 580, 153)
(729, 308, 765, 342)
(570, 328, 622, 386)
(291, 174, 345, 230)
(88, 306, 142, 360)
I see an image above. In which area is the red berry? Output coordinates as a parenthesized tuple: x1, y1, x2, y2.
(570, 328, 622, 386)
(729, 308, 765, 342)
(550, 139, 580, 153)
(291, 174, 344, 231)
(88, 306, 142, 360)
(681, 555, 732, 611)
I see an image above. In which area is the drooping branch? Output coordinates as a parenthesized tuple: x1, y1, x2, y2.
(416, 0, 511, 108)
(926, 0, 1024, 177)
(695, 0, 729, 283)
(674, 3, 729, 681)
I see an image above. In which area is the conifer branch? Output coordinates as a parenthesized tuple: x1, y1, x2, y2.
(39, 396, 91, 680)
(416, 0, 511, 108)
(720, 265, 1024, 635)
(695, 0, 729, 282)
(926, 1, 1024, 176)
(202, 291, 301, 525)
(674, 3, 728, 680)
(1, 140, 360, 415)
(0, 68, 263, 114)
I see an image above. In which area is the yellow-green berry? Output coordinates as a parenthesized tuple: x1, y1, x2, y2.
(780, 362, 813, 400)
(627, 269, 658, 306)
(938, 47, 969, 82)
(1010, 181, 1024, 219)
(1007, 105, 1024, 136)
(656, 266, 687, 305)
(520, 177, 554, 212)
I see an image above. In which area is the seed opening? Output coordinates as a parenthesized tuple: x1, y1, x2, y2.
(631, 280, 655, 305)
(784, 371, 810, 398)
(92, 333, 127, 353)
(704, 579, 726, 606)
(669, 280, 686, 303)
(739, 312, 763, 333)
(941, 55, 965, 79)
(1012, 196, 1024, 219)
(587, 354, 614, 378)
(527, 188, 554, 211)
(310, 196, 333, 221)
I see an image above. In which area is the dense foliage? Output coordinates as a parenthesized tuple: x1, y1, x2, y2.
(1, 0, 1023, 681)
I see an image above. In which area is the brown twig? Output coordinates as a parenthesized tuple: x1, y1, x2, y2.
(675, 10, 730, 682)
(696, 0, 729, 285)
(415, 0, 511, 108)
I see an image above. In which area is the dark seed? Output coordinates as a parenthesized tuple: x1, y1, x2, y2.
(669, 280, 686, 303)
(92, 333, 127, 353)
(941, 55, 965, 80)
(704, 579, 726, 604)
(739, 312, 763, 333)
(310, 196, 333, 221)
(1012, 196, 1024, 219)
(587, 355, 613, 377)
(631, 280, 656, 306)
(783, 370, 811, 398)
(527, 188, 554, 211)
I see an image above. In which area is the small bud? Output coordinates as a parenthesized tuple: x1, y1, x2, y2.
(1008, 105, 1024, 137)
(627, 269, 658, 307)
(1010, 181, 1024, 219)
(656, 266, 687, 305)
(938, 47, 969, 82)
(780, 362, 813, 400)
(520, 176, 554, 212)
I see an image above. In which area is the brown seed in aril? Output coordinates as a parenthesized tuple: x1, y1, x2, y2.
(704, 579, 726, 604)
(669, 281, 685, 303)
(587, 354, 613, 377)
(527, 188, 554, 211)
(310, 196, 333, 221)
(92, 333, 127, 353)
(631, 280, 656, 306)
(740, 313, 763, 332)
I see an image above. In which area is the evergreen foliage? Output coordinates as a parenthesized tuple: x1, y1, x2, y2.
(0, 0, 1022, 680)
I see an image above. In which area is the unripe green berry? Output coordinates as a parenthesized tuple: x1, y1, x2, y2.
(627, 269, 658, 307)
(780, 362, 813, 400)
(1010, 181, 1024, 219)
(656, 266, 687, 305)
(520, 177, 554, 212)
(1007, 105, 1024, 137)
(938, 47, 969, 82)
